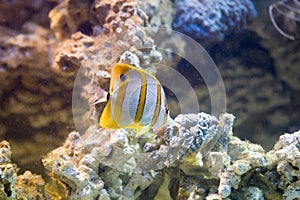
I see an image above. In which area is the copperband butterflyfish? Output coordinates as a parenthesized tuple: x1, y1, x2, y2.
(94, 63, 178, 135)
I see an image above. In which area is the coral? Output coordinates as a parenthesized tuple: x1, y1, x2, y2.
(232, 0, 300, 147)
(267, 131, 300, 200)
(42, 113, 234, 199)
(249, 0, 300, 92)
(0, 140, 17, 199)
(43, 131, 105, 199)
(95, 1, 148, 36)
(49, 0, 90, 40)
(169, 0, 299, 152)
(0, 109, 299, 200)
(49, 0, 150, 40)
(207, 130, 300, 200)
(0, 23, 51, 70)
(0, 0, 52, 30)
(1, 0, 168, 173)
(183, 55, 290, 150)
(43, 130, 155, 199)
(0, 23, 75, 172)
(174, 123, 268, 199)
(138, 0, 174, 28)
(240, 186, 265, 200)
(52, 32, 96, 73)
(153, 119, 299, 200)
(14, 171, 46, 199)
(217, 136, 268, 198)
(0, 140, 48, 199)
(218, 57, 290, 149)
(172, 0, 257, 45)
(1, 0, 299, 199)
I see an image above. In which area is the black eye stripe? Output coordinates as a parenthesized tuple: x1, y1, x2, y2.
(120, 73, 126, 82)
(106, 93, 110, 101)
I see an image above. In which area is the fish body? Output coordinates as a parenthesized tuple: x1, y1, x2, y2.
(99, 63, 177, 135)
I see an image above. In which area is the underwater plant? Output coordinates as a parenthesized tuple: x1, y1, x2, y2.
(269, 0, 300, 40)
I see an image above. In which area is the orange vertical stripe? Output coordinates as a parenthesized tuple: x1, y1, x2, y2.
(134, 71, 147, 123)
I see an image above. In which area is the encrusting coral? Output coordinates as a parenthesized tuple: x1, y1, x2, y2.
(0, 140, 17, 199)
(41, 112, 300, 200)
(1, 113, 300, 199)
(42, 112, 233, 199)
(172, 0, 257, 45)
(0, 140, 48, 199)
(49, 0, 151, 40)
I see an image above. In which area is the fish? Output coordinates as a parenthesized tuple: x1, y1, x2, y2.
(95, 63, 178, 135)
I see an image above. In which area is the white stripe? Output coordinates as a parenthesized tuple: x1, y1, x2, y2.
(153, 85, 167, 129)
(110, 79, 119, 117)
(120, 70, 141, 126)
(139, 74, 159, 125)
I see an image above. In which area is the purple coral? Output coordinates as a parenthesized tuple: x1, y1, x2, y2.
(172, 0, 257, 45)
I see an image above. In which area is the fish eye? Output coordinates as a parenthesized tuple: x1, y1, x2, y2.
(120, 74, 126, 82)
(106, 93, 110, 101)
